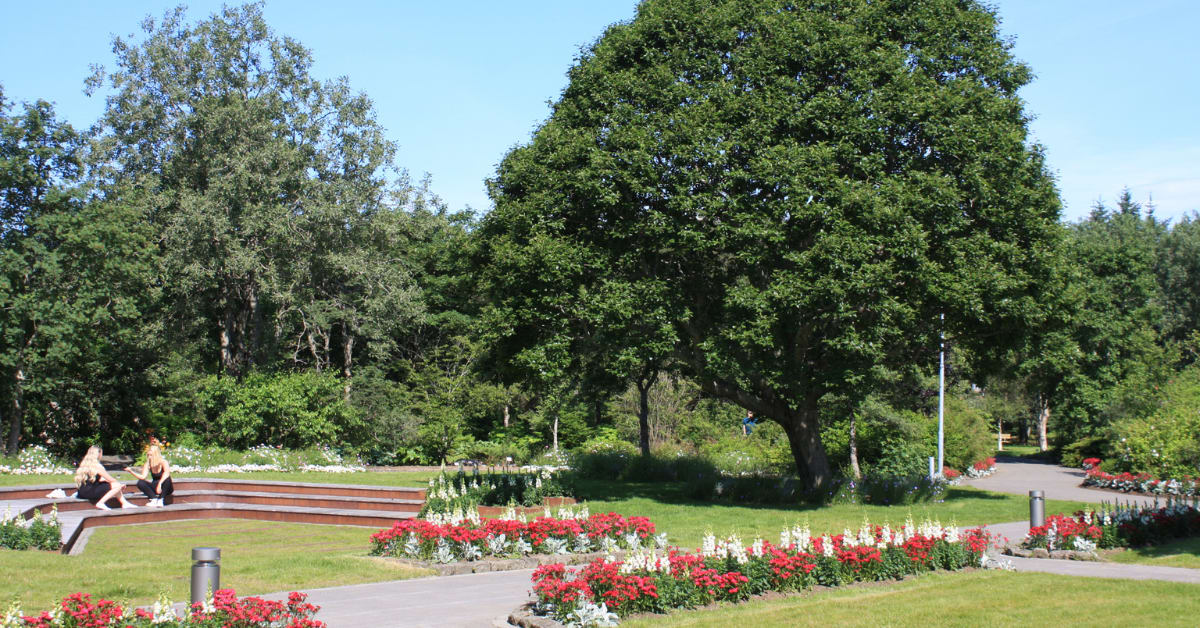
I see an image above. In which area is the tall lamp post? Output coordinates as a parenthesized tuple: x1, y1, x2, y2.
(937, 313, 945, 476)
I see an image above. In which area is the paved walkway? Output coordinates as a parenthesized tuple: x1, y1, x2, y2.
(962, 457, 1160, 507)
(259, 570, 533, 628)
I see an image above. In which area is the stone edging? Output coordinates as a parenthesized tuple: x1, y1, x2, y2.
(382, 549, 630, 576)
(508, 603, 558, 628)
(1003, 546, 1099, 561)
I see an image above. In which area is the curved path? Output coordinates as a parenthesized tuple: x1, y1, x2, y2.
(962, 457, 1160, 507)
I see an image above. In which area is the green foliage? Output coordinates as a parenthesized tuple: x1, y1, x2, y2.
(826, 474, 947, 506)
(419, 468, 576, 516)
(1060, 435, 1110, 470)
(478, 0, 1062, 491)
(1159, 214, 1200, 347)
(0, 510, 60, 551)
(1110, 367, 1200, 478)
(698, 425, 793, 476)
(0, 89, 159, 455)
(941, 395, 994, 471)
(186, 371, 361, 450)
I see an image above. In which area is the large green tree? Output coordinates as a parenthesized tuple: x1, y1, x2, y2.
(88, 3, 418, 379)
(476, 0, 1061, 490)
(0, 89, 157, 453)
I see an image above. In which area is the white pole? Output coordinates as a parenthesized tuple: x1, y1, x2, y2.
(937, 313, 945, 475)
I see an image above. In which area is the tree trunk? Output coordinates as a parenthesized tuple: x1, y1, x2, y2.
(249, 287, 263, 366)
(8, 334, 32, 455)
(219, 310, 235, 376)
(635, 365, 657, 457)
(7, 367, 25, 455)
(341, 326, 354, 401)
(1037, 398, 1050, 452)
(552, 415, 559, 452)
(778, 403, 833, 494)
(307, 328, 322, 372)
(503, 404, 510, 429)
(848, 412, 861, 480)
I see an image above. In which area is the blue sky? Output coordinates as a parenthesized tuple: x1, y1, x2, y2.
(2, 1, 1196, 223)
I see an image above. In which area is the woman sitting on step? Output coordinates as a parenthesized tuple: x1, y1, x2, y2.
(125, 438, 173, 508)
(74, 446, 138, 510)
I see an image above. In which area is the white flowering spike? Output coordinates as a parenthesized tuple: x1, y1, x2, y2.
(2, 601, 24, 628)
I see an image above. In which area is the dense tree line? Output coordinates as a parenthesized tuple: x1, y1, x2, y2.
(1, 2, 1198, 489)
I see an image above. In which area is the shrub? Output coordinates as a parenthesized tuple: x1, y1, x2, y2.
(0, 509, 61, 551)
(467, 436, 539, 465)
(826, 473, 947, 506)
(698, 426, 793, 476)
(941, 395, 994, 471)
(571, 440, 639, 481)
(1061, 435, 1110, 470)
(192, 371, 363, 450)
(1110, 367, 1200, 478)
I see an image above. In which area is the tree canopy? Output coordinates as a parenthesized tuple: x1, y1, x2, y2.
(477, 0, 1062, 490)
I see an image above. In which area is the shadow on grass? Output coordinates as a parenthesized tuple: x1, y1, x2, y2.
(1122, 537, 1200, 560)
(574, 479, 1012, 512)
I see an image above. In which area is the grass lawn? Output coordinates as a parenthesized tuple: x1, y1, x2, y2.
(996, 444, 1039, 457)
(1107, 537, 1200, 569)
(0, 519, 432, 610)
(621, 570, 1200, 627)
(575, 480, 1090, 546)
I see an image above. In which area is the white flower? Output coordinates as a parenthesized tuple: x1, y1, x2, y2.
(568, 601, 619, 628)
(2, 601, 24, 628)
(151, 593, 178, 624)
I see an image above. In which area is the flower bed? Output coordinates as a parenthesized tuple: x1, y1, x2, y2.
(1, 589, 324, 627)
(370, 510, 664, 564)
(0, 446, 72, 475)
(0, 508, 61, 551)
(1015, 502, 1200, 555)
(0, 444, 367, 476)
(420, 468, 575, 518)
(529, 519, 996, 624)
(168, 445, 365, 474)
(1081, 457, 1101, 471)
(1082, 468, 1200, 497)
(965, 457, 997, 479)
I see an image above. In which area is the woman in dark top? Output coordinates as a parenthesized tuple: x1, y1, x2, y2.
(74, 445, 137, 510)
(125, 438, 173, 507)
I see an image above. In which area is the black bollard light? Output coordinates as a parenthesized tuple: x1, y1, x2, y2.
(1028, 490, 1045, 529)
(191, 547, 221, 604)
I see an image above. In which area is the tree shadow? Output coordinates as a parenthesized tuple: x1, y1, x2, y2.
(574, 479, 1009, 510)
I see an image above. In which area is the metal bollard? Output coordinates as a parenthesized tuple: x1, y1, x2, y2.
(1029, 490, 1045, 529)
(191, 547, 221, 604)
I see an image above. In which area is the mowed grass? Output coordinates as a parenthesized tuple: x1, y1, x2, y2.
(1107, 537, 1200, 569)
(621, 570, 1200, 627)
(575, 480, 1090, 546)
(0, 519, 431, 610)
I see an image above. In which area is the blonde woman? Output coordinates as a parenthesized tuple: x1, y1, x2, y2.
(125, 438, 172, 507)
(74, 446, 137, 510)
